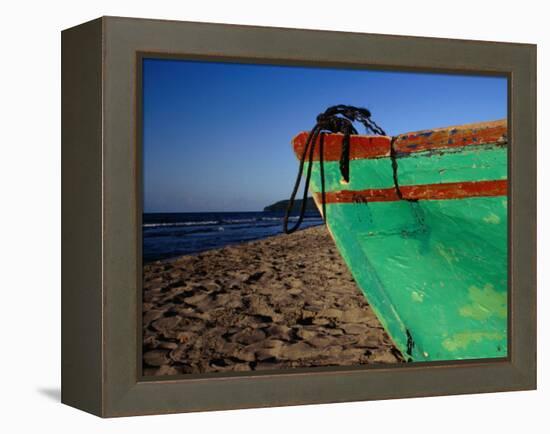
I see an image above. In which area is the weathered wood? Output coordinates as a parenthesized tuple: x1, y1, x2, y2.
(393, 119, 507, 154)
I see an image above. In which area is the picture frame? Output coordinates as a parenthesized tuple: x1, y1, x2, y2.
(61, 16, 536, 417)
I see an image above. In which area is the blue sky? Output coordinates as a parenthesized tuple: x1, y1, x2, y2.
(143, 58, 507, 213)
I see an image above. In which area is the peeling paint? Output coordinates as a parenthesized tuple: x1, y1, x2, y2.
(483, 213, 501, 224)
(459, 284, 507, 321)
(411, 291, 424, 302)
(442, 331, 504, 352)
(435, 243, 459, 265)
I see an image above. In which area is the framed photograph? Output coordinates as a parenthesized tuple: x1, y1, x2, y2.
(61, 16, 536, 417)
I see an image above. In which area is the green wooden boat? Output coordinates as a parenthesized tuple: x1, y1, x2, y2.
(291, 119, 508, 362)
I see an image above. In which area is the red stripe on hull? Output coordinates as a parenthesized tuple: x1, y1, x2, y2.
(315, 180, 508, 204)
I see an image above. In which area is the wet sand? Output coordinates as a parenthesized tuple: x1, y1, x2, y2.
(143, 225, 403, 376)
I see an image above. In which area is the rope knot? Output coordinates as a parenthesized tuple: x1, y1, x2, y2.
(283, 104, 386, 234)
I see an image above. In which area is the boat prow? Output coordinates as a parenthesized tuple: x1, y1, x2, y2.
(291, 119, 508, 362)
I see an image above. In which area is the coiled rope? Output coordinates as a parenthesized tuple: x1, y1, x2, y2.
(283, 105, 386, 234)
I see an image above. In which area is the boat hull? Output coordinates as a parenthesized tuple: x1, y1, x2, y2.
(292, 120, 508, 361)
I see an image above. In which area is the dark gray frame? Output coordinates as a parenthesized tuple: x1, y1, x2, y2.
(62, 16, 537, 417)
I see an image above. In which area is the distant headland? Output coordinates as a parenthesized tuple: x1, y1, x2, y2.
(263, 197, 320, 214)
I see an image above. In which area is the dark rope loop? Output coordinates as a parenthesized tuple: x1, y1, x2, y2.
(283, 105, 386, 234)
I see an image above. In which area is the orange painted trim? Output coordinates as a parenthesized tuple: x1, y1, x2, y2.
(292, 132, 391, 161)
(315, 180, 508, 204)
(291, 119, 507, 162)
(393, 119, 507, 154)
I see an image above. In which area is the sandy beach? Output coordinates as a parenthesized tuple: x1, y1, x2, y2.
(143, 225, 403, 376)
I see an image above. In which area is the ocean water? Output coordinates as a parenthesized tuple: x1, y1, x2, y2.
(143, 211, 323, 263)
